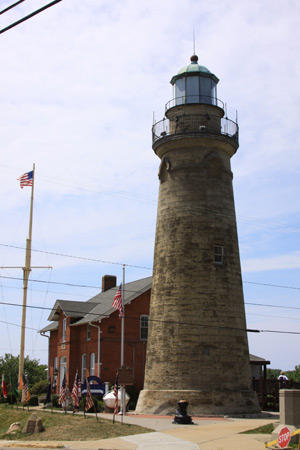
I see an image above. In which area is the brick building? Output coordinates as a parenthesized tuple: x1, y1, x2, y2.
(40, 275, 151, 392)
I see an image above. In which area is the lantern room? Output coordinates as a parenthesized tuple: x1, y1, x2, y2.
(170, 54, 219, 106)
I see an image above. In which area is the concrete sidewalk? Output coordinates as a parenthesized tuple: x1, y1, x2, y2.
(0, 412, 279, 450)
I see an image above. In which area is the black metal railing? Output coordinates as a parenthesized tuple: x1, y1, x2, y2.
(165, 95, 224, 111)
(152, 114, 239, 144)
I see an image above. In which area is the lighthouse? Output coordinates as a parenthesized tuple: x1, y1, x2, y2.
(136, 55, 260, 415)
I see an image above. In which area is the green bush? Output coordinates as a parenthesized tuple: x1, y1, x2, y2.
(79, 396, 99, 412)
(5, 392, 18, 404)
(30, 379, 49, 395)
(52, 394, 60, 408)
(28, 395, 39, 406)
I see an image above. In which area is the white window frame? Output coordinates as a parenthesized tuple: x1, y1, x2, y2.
(140, 315, 149, 341)
(90, 352, 95, 376)
(81, 353, 86, 382)
(214, 245, 224, 264)
(62, 317, 67, 342)
(87, 324, 91, 341)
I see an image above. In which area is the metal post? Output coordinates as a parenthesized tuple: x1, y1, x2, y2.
(121, 265, 126, 416)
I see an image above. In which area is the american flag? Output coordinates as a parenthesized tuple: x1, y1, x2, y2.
(113, 373, 119, 416)
(18, 170, 33, 189)
(22, 374, 30, 402)
(112, 284, 124, 318)
(71, 371, 80, 408)
(59, 372, 66, 405)
(85, 379, 94, 412)
(1, 375, 7, 399)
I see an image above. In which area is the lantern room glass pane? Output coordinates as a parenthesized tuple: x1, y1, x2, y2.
(211, 81, 217, 104)
(175, 78, 185, 105)
(186, 76, 199, 103)
(200, 77, 211, 104)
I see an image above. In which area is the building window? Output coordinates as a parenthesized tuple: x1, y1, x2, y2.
(214, 245, 224, 264)
(81, 353, 86, 382)
(87, 324, 91, 341)
(90, 352, 95, 376)
(140, 315, 149, 341)
(62, 317, 67, 342)
(59, 356, 67, 389)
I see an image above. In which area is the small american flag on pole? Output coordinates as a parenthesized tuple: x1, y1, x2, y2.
(18, 170, 33, 189)
(22, 374, 30, 402)
(59, 372, 66, 405)
(1, 375, 7, 399)
(71, 371, 80, 408)
(85, 379, 94, 412)
(113, 372, 119, 422)
(112, 284, 124, 318)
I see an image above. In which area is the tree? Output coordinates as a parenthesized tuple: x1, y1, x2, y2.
(0, 353, 47, 389)
(267, 368, 281, 380)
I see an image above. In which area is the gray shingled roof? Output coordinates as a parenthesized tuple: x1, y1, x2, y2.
(249, 354, 270, 365)
(39, 321, 59, 333)
(72, 276, 152, 326)
(47, 300, 96, 321)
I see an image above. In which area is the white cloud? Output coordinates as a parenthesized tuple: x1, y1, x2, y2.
(242, 252, 300, 273)
(0, 0, 300, 368)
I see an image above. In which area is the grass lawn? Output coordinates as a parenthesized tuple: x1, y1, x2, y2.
(0, 404, 153, 441)
(241, 423, 275, 434)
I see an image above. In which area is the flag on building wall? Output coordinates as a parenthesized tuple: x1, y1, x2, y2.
(18, 170, 33, 189)
(59, 372, 66, 405)
(71, 371, 80, 408)
(112, 284, 124, 318)
(1, 375, 7, 399)
(85, 379, 94, 412)
(21, 374, 30, 402)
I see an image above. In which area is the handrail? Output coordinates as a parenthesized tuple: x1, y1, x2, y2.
(152, 114, 239, 144)
(165, 95, 224, 111)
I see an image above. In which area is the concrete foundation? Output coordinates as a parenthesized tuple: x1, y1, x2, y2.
(136, 389, 260, 416)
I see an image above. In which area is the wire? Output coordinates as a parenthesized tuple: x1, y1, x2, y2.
(0, 243, 152, 270)
(1, 273, 300, 297)
(0, 0, 25, 15)
(0, 318, 39, 331)
(0, 0, 63, 34)
(1, 299, 300, 336)
(1, 163, 298, 232)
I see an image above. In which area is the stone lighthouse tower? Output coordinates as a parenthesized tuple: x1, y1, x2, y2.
(136, 55, 260, 415)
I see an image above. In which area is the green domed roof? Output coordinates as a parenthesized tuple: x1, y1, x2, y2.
(170, 55, 219, 85)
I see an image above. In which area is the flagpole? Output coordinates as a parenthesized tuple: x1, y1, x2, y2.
(121, 265, 126, 418)
(18, 163, 35, 386)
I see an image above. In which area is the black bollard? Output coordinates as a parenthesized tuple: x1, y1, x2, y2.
(173, 400, 194, 424)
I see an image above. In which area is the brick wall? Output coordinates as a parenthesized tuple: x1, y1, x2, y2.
(49, 289, 150, 393)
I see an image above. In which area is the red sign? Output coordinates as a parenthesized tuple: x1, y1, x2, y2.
(278, 426, 291, 449)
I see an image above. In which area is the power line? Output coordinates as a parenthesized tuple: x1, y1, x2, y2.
(0, 0, 25, 15)
(0, 0, 63, 34)
(1, 299, 300, 336)
(1, 164, 298, 232)
(246, 302, 300, 311)
(1, 242, 300, 292)
(1, 272, 300, 296)
(0, 243, 152, 270)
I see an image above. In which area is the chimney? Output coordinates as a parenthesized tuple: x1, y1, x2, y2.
(102, 275, 117, 292)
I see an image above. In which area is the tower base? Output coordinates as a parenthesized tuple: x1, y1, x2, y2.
(135, 389, 260, 416)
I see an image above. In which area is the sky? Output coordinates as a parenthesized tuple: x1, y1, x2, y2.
(0, 0, 299, 372)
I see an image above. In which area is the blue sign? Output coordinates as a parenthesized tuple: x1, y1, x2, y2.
(81, 376, 105, 396)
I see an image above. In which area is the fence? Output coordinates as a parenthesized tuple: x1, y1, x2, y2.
(252, 378, 300, 411)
